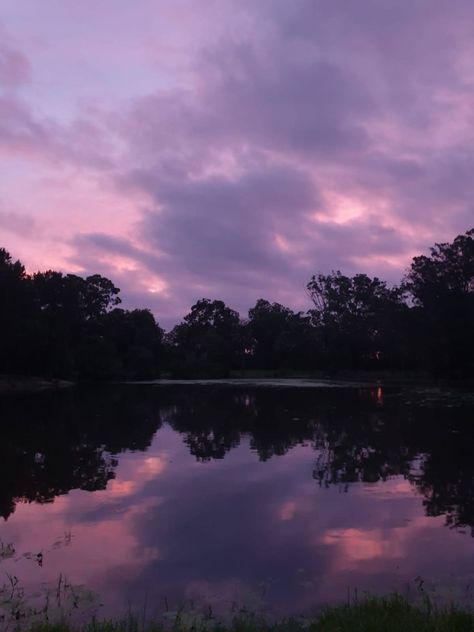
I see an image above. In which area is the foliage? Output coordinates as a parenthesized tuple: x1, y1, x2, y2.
(307, 272, 410, 371)
(245, 300, 315, 370)
(403, 228, 474, 375)
(1, 227, 474, 379)
(0, 257, 163, 380)
(166, 299, 243, 377)
(6, 595, 474, 632)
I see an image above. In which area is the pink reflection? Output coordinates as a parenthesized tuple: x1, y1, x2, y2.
(1, 429, 474, 618)
(323, 526, 405, 565)
(0, 440, 173, 615)
(279, 500, 297, 521)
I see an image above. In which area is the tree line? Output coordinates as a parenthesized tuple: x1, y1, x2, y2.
(1, 227, 473, 379)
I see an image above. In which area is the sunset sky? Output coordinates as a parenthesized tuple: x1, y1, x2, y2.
(2, 0, 474, 327)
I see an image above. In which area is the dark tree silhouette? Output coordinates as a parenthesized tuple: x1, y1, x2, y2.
(404, 228, 474, 375)
(306, 272, 410, 370)
(1, 227, 473, 379)
(245, 299, 316, 370)
(0, 251, 164, 379)
(0, 248, 39, 374)
(166, 299, 244, 377)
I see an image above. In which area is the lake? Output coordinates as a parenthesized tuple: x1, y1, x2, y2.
(1, 381, 474, 621)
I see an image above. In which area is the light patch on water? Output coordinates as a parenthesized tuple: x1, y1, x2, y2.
(124, 378, 376, 388)
(137, 456, 168, 476)
(279, 501, 297, 521)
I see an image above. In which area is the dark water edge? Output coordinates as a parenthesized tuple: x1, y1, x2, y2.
(1, 382, 474, 622)
(0, 375, 74, 394)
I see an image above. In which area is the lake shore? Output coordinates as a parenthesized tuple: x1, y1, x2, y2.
(125, 370, 474, 389)
(0, 375, 74, 395)
(18, 596, 474, 632)
(3, 369, 474, 394)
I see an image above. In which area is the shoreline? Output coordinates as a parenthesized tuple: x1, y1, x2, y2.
(5, 595, 474, 632)
(0, 375, 75, 395)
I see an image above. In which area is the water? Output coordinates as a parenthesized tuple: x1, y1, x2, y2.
(1, 382, 474, 620)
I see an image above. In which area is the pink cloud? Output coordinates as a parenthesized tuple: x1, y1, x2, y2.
(0, 43, 30, 86)
(2, 1, 474, 325)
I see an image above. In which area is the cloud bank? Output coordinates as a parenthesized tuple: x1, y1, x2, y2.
(2, 1, 474, 327)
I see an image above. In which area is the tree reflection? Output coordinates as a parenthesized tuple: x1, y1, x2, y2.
(407, 408, 474, 534)
(163, 385, 474, 533)
(0, 386, 162, 519)
(2, 385, 474, 535)
(163, 387, 322, 461)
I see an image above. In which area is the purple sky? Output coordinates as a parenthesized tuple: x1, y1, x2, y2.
(2, 1, 474, 328)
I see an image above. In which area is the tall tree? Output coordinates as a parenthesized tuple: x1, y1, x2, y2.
(307, 272, 408, 370)
(404, 228, 474, 375)
(166, 299, 243, 377)
(0, 249, 38, 374)
(246, 299, 315, 370)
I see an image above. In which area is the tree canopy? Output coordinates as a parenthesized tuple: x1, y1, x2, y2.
(1, 227, 473, 379)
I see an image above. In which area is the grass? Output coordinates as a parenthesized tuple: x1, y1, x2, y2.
(22, 595, 474, 632)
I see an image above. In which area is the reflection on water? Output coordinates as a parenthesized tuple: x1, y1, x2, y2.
(1, 384, 474, 617)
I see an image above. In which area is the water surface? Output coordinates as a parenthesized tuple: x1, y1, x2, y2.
(1, 383, 474, 619)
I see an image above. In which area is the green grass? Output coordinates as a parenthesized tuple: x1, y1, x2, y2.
(25, 595, 474, 632)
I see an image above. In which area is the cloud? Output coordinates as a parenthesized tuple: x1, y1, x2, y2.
(136, 165, 319, 275)
(3, 0, 474, 323)
(0, 209, 38, 237)
(0, 42, 30, 87)
(0, 96, 114, 168)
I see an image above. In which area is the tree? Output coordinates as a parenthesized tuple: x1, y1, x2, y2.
(0, 249, 39, 374)
(405, 228, 474, 304)
(81, 274, 122, 319)
(80, 308, 164, 379)
(2, 228, 474, 380)
(30, 272, 122, 377)
(246, 299, 316, 370)
(306, 272, 408, 370)
(404, 228, 474, 375)
(32, 272, 121, 321)
(166, 299, 243, 377)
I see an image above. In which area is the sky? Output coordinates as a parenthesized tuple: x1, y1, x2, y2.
(1, 0, 474, 329)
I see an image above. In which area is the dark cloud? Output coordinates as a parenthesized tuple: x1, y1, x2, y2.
(198, 42, 373, 157)
(0, 209, 38, 237)
(5, 0, 474, 323)
(135, 165, 318, 276)
(99, 0, 474, 325)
